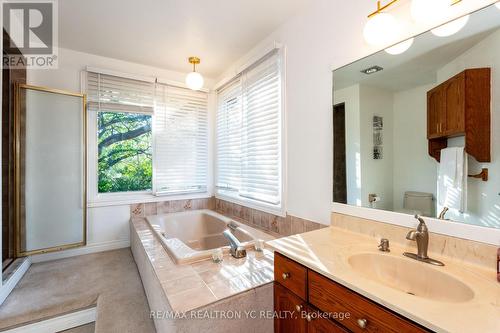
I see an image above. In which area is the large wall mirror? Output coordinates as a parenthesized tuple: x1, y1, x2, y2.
(333, 4, 499, 230)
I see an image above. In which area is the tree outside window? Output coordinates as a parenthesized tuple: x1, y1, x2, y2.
(97, 112, 152, 193)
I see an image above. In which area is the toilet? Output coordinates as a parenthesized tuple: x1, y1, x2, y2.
(400, 191, 434, 217)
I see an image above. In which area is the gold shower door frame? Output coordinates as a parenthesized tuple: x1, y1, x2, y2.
(14, 83, 87, 257)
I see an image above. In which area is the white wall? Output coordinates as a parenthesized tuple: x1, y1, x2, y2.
(392, 84, 437, 213)
(359, 85, 394, 210)
(217, 0, 497, 225)
(26, 47, 216, 252)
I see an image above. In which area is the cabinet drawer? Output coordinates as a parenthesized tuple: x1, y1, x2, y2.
(308, 271, 429, 333)
(307, 307, 349, 333)
(274, 252, 307, 300)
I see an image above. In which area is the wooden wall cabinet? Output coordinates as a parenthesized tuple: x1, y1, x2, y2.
(427, 68, 490, 162)
(274, 252, 430, 333)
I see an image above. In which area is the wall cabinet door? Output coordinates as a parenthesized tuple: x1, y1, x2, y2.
(427, 87, 445, 138)
(274, 283, 307, 333)
(443, 73, 465, 135)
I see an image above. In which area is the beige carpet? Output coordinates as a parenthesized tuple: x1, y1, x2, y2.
(0, 249, 156, 333)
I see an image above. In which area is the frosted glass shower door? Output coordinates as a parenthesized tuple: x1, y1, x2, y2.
(15, 84, 87, 256)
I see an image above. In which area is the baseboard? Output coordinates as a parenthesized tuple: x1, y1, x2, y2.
(31, 239, 130, 263)
(3, 307, 97, 333)
(0, 257, 31, 305)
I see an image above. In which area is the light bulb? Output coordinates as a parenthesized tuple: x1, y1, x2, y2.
(411, 0, 449, 25)
(431, 15, 469, 37)
(185, 71, 204, 90)
(385, 38, 414, 55)
(363, 13, 399, 46)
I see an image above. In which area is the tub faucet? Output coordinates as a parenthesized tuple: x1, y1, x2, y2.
(403, 215, 444, 266)
(223, 229, 247, 259)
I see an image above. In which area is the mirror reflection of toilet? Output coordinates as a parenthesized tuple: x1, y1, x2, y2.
(399, 191, 434, 217)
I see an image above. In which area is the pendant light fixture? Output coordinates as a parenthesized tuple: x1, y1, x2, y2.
(411, 0, 450, 25)
(431, 15, 470, 37)
(185, 57, 204, 91)
(385, 38, 414, 55)
(364, 1, 400, 46)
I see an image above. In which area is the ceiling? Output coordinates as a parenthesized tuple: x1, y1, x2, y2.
(59, 0, 310, 78)
(333, 4, 500, 92)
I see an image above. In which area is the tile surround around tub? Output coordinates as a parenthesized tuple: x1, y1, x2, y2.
(130, 197, 216, 218)
(130, 196, 325, 237)
(215, 198, 326, 237)
(332, 212, 498, 269)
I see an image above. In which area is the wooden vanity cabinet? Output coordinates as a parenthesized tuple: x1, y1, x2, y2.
(427, 68, 490, 162)
(274, 252, 430, 333)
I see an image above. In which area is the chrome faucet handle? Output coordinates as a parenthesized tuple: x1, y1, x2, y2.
(378, 238, 390, 252)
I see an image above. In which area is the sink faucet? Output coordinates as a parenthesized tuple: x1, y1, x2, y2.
(406, 215, 429, 258)
(223, 229, 247, 259)
(403, 215, 444, 266)
(438, 207, 449, 220)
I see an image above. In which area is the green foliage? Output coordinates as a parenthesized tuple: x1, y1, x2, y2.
(98, 112, 152, 193)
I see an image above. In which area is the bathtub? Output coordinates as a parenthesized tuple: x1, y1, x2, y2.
(146, 209, 274, 264)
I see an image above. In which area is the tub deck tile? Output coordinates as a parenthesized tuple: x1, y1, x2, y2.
(131, 216, 275, 313)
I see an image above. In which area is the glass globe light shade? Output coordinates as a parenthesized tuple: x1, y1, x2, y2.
(411, 0, 450, 25)
(385, 38, 414, 55)
(185, 71, 204, 91)
(363, 13, 399, 46)
(431, 15, 470, 37)
(495, 2, 500, 9)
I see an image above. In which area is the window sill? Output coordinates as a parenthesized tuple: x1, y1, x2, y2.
(215, 191, 285, 217)
(88, 192, 213, 208)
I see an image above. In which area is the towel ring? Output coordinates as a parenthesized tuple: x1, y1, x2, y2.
(468, 168, 488, 181)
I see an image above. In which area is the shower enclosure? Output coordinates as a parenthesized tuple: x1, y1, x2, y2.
(14, 83, 87, 256)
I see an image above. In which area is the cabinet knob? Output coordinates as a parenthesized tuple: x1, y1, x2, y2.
(282, 272, 290, 280)
(357, 318, 368, 329)
(306, 314, 313, 322)
(295, 304, 303, 312)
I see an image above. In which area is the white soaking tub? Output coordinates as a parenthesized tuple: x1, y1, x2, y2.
(146, 209, 274, 264)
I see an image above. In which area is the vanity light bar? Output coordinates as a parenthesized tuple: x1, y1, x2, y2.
(361, 66, 384, 75)
(368, 0, 399, 18)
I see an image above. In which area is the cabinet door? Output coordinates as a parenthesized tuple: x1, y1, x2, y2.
(427, 87, 445, 138)
(274, 283, 307, 333)
(307, 311, 349, 333)
(443, 73, 465, 135)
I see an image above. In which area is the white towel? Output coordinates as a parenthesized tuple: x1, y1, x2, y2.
(437, 147, 468, 213)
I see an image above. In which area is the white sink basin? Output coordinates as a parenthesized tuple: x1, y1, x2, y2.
(348, 253, 474, 303)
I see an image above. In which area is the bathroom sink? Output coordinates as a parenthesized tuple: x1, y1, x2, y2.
(348, 253, 474, 303)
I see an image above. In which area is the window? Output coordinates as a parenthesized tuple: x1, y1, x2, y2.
(97, 112, 152, 193)
(86, 70, 208, 200)
(154, 84, 208, 195)
(216, 50, 284, 213)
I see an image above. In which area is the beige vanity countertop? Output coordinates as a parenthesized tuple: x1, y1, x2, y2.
(267, 226, 500, 333)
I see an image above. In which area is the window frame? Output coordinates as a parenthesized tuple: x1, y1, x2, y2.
(215, 47, 287, 217)
(83, 70, 213, 207)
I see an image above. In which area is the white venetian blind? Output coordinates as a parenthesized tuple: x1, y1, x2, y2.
(216, 50, 282, 207)
(154, 83, 208, 195)
(216, 80, 242, 192)
(86, 71, 154, 113)
(240, 52, 282, 205)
